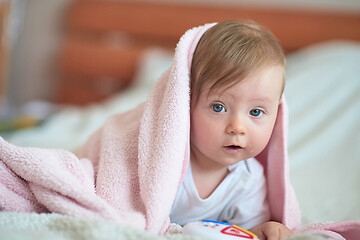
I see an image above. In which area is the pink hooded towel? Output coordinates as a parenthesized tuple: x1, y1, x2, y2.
(0, 23, 359, 238)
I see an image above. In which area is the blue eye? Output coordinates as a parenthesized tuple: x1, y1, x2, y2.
(250, 109, 264, 117)
(211, 104, 225, 113)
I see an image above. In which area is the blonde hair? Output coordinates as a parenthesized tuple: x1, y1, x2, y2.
(190, 20, 285, 104)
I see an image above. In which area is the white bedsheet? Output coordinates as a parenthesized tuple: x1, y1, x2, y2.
(285, 41, 360, 224)
(5, 41, 360, 225)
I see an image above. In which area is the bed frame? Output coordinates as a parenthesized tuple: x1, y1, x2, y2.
(56, 0, 360, 105)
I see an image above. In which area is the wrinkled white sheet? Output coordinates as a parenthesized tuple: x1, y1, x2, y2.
(5, 42, 360, 225)
(285, 41, 360, 224)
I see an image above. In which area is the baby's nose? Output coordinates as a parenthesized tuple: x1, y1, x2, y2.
(225, 117, 247, 135)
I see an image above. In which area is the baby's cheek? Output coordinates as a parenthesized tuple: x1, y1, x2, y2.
(249, 132, 269, 156)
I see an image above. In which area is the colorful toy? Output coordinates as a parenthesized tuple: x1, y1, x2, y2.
(182, 220, 258, 240)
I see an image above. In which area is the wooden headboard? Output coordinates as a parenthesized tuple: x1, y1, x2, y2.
(57, 0, 360, 105)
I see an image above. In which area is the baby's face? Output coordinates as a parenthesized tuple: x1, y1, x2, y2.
(190, 65, 284, 168)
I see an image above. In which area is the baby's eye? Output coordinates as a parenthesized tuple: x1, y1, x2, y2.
(249, 109, 264, 117)
(211, 104, 226, 113)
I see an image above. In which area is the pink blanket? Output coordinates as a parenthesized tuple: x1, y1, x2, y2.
(1, 23, 359, 238)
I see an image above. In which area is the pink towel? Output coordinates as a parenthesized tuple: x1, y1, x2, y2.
(1, 23, 359, 238)
(0, 137, 146, 226)
(295, 221, 360, 239)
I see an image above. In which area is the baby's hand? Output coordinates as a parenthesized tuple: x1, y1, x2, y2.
(249, 221, 293, 240)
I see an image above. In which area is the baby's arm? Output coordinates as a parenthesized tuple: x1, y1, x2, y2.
(249, 221, 293, 240)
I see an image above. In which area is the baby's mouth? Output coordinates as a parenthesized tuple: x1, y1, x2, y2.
(224, 145, 243, 152)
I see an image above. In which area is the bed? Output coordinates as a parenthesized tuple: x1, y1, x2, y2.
(55, 1, 360, 105)
(1, 1, 360, 239)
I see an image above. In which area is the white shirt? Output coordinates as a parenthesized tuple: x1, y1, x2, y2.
(169, 158, 270, 230)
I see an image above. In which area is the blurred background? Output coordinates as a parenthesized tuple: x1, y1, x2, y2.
(0, 0, 359, 150)
(1, 0, 72, 127)
(1, 0, 360, 122)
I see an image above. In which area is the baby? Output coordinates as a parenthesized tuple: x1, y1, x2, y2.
(170, 20, 293, 239)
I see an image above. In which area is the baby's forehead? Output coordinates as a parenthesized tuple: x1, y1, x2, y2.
(202, 66, 284, 97)
(202, 85, 236, 101)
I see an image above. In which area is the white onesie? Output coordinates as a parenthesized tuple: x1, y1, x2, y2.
(169, 158, 270, 230)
